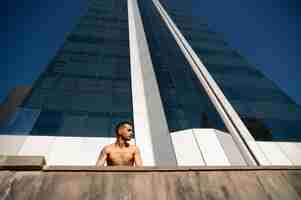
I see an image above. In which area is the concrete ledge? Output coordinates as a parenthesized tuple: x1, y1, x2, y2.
(43, 165, 301, 172)
(0, 167, 300, 200)
(0, 155, 45, 170)
(0, 155, 300, 172)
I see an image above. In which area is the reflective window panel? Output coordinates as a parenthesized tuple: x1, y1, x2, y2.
(160, 0, 301, 141)
(8, 0, 133, 137)
(138, 0, 228, 133)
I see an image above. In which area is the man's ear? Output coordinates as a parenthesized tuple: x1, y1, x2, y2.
(118, 126, 124, 134)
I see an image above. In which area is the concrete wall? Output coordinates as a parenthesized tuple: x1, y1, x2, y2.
(1, 167, 301, 200)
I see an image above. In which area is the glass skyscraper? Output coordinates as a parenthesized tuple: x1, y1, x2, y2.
(138, 0, 301, 142)
(1, 0, 300, 166)
(2, 0, 133, 137)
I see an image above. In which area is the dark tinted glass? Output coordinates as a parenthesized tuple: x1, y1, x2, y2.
(0, 0, 132, 137)
(138, 0, 228, 132)
(160, 0, 301, 141)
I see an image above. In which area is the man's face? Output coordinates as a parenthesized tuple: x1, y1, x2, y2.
(118, 124, 133, 141)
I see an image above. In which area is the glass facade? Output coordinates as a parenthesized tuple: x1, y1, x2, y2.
(1, 0, 300, 142)
(0, 0, 133, 137)
(159, 0, 301, 141)
(138, 0, 228, 132)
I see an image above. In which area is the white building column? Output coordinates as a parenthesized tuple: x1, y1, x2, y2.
(128, 0, 177, 166)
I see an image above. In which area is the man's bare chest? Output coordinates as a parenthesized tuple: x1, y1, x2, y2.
(107, 149, 135, 163)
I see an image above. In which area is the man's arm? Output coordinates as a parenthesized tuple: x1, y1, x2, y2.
(96, 146, 108, 166)
(134, 146, 143, 167)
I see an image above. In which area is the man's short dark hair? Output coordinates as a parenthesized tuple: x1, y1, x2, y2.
(115, 121, 132, 134)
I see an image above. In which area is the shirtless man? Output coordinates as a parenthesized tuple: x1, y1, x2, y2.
(96, 121, 143, 166)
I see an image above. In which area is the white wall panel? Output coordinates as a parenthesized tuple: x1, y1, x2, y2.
(257, 142, 292, 165)
(296, 143, 301, 151)
(193, 130, 230, 166)
(78, 137, 111, 166)
(171, 130, 205, 166)
(18, 136, 55, 163)
(215, 130, 246, 166)
(47, 137, 84, 165)
(0, 135, 136, 166)
(0, 135, 27, 155)
(247, 141, 271, 165)
(277, 142, 301, 165)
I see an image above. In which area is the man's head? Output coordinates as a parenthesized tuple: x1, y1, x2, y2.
(115, 121, 133, 141)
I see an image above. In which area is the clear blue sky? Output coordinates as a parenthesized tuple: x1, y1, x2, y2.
(1, 0, 300, 105)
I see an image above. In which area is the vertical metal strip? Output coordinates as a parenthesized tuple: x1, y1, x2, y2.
(151, 0, 264, 166)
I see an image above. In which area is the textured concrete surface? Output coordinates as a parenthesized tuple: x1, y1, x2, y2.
(0, 165, 301, 200)
(0, 155, 45, 170)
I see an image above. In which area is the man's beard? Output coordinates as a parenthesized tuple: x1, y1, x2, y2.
(123, 135, 131, 141)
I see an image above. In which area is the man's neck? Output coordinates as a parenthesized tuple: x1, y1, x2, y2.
(115, 137, 129, 148)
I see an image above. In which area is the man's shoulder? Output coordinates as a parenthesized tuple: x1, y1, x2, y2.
(102, 144, 114, 152)
(102, 143, 140, 151)
(129, 144, 140, 151)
